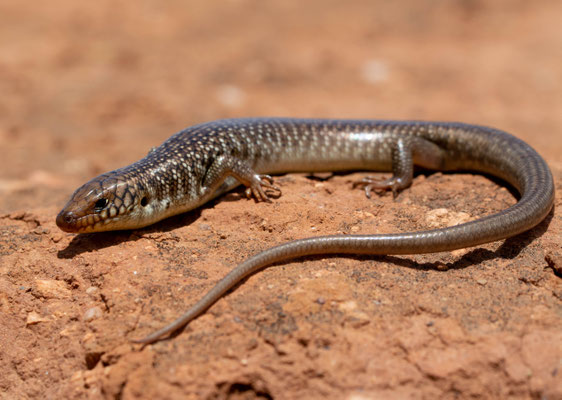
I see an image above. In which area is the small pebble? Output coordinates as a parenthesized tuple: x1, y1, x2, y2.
(33, 227, 49, 235)
(436, 263, 449, 271)
(83, 307, 103, 322)
(198, 223, 211, 231)
(545, 252, 562, 275)
(85, 286, 99, 296)
(26, 311, 48, 325)
(35, 279, 71, 299)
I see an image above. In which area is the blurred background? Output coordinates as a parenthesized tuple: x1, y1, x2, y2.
(1, 2, 561, 398)
(0, 0, 560, 213)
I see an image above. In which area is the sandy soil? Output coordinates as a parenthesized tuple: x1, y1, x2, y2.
(0, 1, 561, 399)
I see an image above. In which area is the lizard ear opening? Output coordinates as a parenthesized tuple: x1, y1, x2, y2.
(140, 196, 148, 207)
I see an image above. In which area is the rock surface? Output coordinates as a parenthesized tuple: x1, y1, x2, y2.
(0, 1, 561, 399)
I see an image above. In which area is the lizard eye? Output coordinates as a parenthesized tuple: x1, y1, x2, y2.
(94, 198, 108, 210)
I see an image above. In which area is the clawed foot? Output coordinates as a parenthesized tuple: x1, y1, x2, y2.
(245, 174, 282, 202)
(352, 176, 402, 199)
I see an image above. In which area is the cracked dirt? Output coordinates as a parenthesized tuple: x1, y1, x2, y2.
(0, 1, 561, 399)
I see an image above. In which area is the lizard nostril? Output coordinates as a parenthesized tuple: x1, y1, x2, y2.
(56, 211, 76, 231)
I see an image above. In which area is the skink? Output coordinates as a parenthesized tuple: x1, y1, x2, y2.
(56, 118, 555, 344)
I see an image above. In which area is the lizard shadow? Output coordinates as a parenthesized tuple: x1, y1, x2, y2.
(56, 208, 204, 259)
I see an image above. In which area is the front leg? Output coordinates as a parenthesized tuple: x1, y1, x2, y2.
(201, 154, 282, 202)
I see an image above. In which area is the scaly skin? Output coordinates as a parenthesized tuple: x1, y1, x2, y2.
(56, 118, 555, 343)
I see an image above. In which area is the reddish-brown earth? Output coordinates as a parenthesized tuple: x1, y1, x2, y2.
(0, 1, 561, 399)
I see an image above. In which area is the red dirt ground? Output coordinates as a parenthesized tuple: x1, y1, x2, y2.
(0, 1, 561, 399)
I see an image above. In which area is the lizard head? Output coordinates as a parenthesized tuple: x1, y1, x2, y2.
(56, 171, 154, 233)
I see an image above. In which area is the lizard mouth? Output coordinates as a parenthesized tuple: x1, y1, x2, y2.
(56, 210, 102, 233)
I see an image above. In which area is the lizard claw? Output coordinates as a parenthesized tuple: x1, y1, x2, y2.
(352, 176, 401, 199)
(245, 175, 282, 202)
